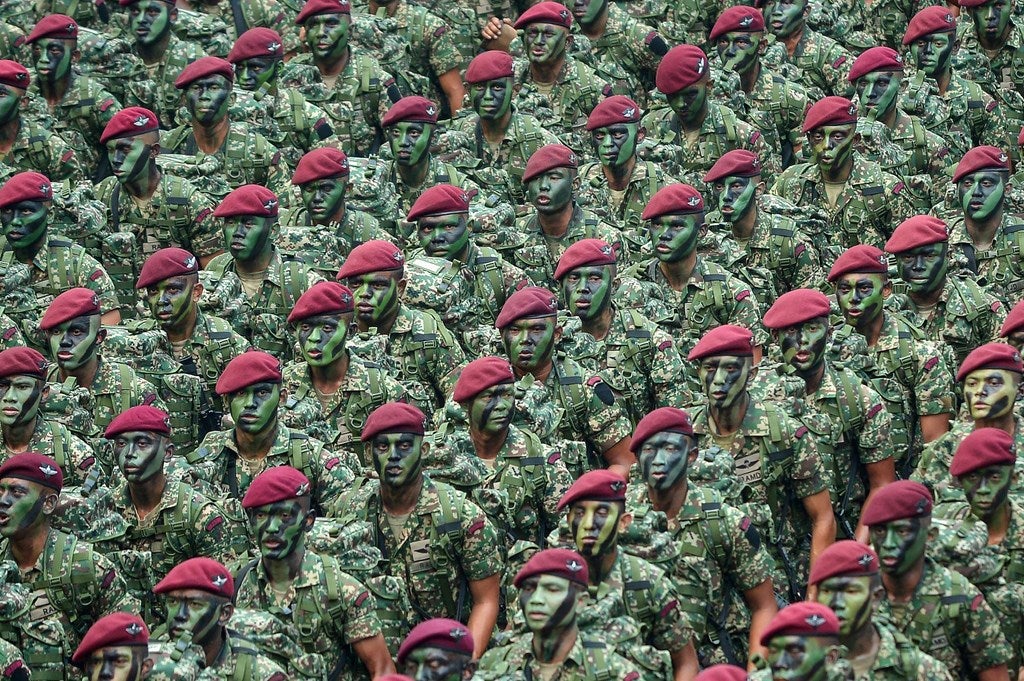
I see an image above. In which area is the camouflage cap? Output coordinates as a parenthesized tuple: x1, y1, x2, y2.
(0, 452, 63, 491)
(40, 287, 101, 330)
(950, 428, 1016, 477)
(0, 171, 52, 209)
(860, 480, 932, 526)
(25, 14, 77, 43)
(760, 602, 839, 645)
(72, 613, 148, 666)
(513, 548, 589, 586)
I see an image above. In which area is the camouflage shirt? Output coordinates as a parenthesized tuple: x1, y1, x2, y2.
(575, 4, 663, 105)
(135, 34, 207, 128)
(476, 631, 641, 681)
(902, 71, 1010, 158)
(0, 116, 83, 183)
(945, 212, 1024, 303)
(45, 358, 162, 434)
(1, 417, 99, 489)
(915, 415, 1024, 502)
(856, 620, 955, 681)
(762, 27, 853, 98)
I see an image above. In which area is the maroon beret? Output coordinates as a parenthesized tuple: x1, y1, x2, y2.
(848, 46, 904, 82)
(295, 0, 350, 23)
(556, 469, 628, 510)
(214, 184, 280, 218)
(957, 342, 1024, 380)
(709, 5, 765, 41)
(153, 557, 234, 598)
(513, 548, 589, 586)
(1019, 126, 1024, 148)
(99, 106, 159, 144)
(687, 324, 754, 361)
(0, 171, 53, 209)
(694, 666, 748, 681)
(630, 407, 693, 453)
(903, 5, 957, 44)
(288, 281, 354, 322)
(495, 286, 558, 329)
(513, 1, 572, 29)
(453, 356, 515, 403)
(952, 145, 1009, 183)
(464, 50, 514, 83)
(174, 56, 234, 89)
(763, 289, 831, 329)
(0, 60, 29, 90)
(292, 147, 350, 185)
(136, 247, 198, 289)
(361, 402, 427, 441)
(884, 215, 948, 254)
(396, 619, 474, 664)
(0, 346, 48, 379)
(827, 244, 888, 282)
(554, 238, 617, 280)
(760, 603, 840, 645)
(241, 465, 311, 508)
(950, 428, 1016, 477)
(641, 183, 704, 219)
(376, 676, 414, 681)
(216, 350, 282, 395)
(228, 27, 285, 63)
(104, 405, 172, 439)
(703, 150, 762, 183)
(523, 144, 578, 183)
(72, 613, 148, 666)
(1001, 300, 1024, 337)
(960, 0, 995, 7)
(802, 96, 858, 133)
(0, 452, 62, 491)
(586, 95, 642, 131)
(381, 96, 439, 128)
(656, 44, 710, 96)
(26, 14, 77, 43)
(860, 480, 933, 526)
(406, 184, 470, 222)
(808, 540, 879, 585)
(336, 240, 405, 280)
(40, 288, 101, 330)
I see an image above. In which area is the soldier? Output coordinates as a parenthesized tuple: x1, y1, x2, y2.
(769, 96, 912, 256)
(475, 548, 640, 681)
(152, 557, 287, 680)
(861, 480, 1011, 679)
(234, 466, 396, 678)
(759, 0, 853, 97)
(687, 324, 835, 599)
(1002, 301, 1024, 351)
(332, 403, 503, 655)
(191, 349, 356, 513)
(395, 619, 476, 681)
(0, 452, 136, 646)
(71, 613, 153, 681)
(755, 602, 846, 681)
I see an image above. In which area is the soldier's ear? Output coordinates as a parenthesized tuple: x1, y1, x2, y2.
(554, 325, 563, 345)
(169, 7, 178, 21)
(41, 490, 59, 515)
(397, 277, 408, 298)
(461, 660, 478, 681)
(757, 35, 767, 55)
(191, 281, 204, 303)
(636, 126, 647, 144)
(754, 179, 766, 197)
(617, 511, 633, 532)
(96, 327, 108, 346)
(71, 49, 80, 64)
(39, 383, 50, 404)
(881, 278, 893, 299)
(217, 601, 234, 627)
(150, 143, 161, 159)
(140, 655, 155, 678)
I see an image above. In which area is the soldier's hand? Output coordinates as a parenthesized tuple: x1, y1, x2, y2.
(482, 17, 516, 51)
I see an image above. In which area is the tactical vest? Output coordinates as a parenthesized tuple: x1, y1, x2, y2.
(598, 309, 656, 425)
(387, 309, 450, 413)
(283, 364, 387, 454)
(484, 637, 620, 681)
(547, 356, 604, 477)
(162, 127, 276, 195)
(1, 238, 81, 348)
(0, 613, 71, 681)
(467, 246, 511, 321)
(955, 222, 1024, 297)
(784, 166, 893, 250)
(26, 533, 100, 642)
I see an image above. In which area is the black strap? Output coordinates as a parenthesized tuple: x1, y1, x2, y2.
(229, 0, 249, 39)
(110, 183, 121, 232)
(231, 557, 260, 605)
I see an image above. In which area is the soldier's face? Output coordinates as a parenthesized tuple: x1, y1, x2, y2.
(963, 368, 1019, 420)
(371, 432, 423, 488)
(778, 317, 829, 373)
(648, 213, 702, 262)
(961, 464, 1013, 521)
(114, 429, 169, 483)
(855, 71, 901, 119)
(666, 81, 708, 125)
(417, 213, 471, 260)
(129, 0, 173, 46)
(699, 354, 752, 408)
(304, 13, 350, 61)
(763, 0, 806, 38)
(568, 499, 622, 557)
(0, 477, 50, 539)
(300, 176, 347, 224)
(502, 315, 558, 371)
(970, 0, 1012, 41)
(468, 382, 515, 434)
(523, 23, 569, 64)
(251, 499, 309, 559)
(592, 124, 639, 168)
(527, 168, 575, 214)
(715, 31, 761, 73)
(816, 575, 875, 636)
(0, 375, 44, 426)
(571, 0, 606, 24)
(31, 38, 74, 83)
(47, 314, 101, 370)
(766, 635, 830, 681)
(389, 121, 433, 167)
(296, 313, 350, 366)
(958, 170, 1006, 221)
(0, 84, 23, 126)
(347, 271, 402, 326)
(638, 431, 693, 491)
(808, 124, 855, 171)
(223, 215, 273, 262)
(519, 574, 578, 633)
(471, 77, 513, 120)
(82, 646, 149, 681)
(402, 646, 471, 681)
(184, 75, 232, 125)
(146, 276, 197, 329)
(834, 273, 886, 329)
(870, 517, 927, 575)
(561, 265, 613, 321)
(910, 32, 954, 77)
(1009, 330, 1024, 353)
(107, 137, 154, 185)
(0, 200, 48, 250)
(235, 56, 278, 92)
(229, 382, 280, 434)
(713, 175, 757, 222)
(165, 589, 225, 647)
(896, 242, 947, 294)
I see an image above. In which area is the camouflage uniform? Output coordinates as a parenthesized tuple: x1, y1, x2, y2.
(854, 621, 955, 681)
(915, 415, 1024, 502)
(864, 0, 932, 47)
(737, 64, 810, 167)
(1, 415, 100, 488)
(0, 117, 84, 183)
(761, 27, 853, 98)
(45, 358, 162, 435)
(954, 18, 1024, 153)
(575, 4, 664, 105)
(384, 157, 482, 238)
(134, 34, 207, 128)
(512, 57, 610, 154)
(276, 209, 393, 276)
(177, 630, 287, 681)
(24, 74, 119, 174)
(247, 87, 336, 170)
(945, 214, 1024, 304)
(476, 632, 641, 681)
(901, 71, 1010, 159)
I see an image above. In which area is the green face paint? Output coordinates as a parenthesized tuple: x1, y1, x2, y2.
(638, 431, 693, 491)
(31, 38, 73, 83)
(779, 317, 829, 373)
(223, 215, 273, 263)
(471, 77, 513, 120)
(870, 517, 927, 575)
(113, 429, 169, 483)
(647, 213, 702, 262)
(251, 499, 308, 559)
(389, 121, 433, 167)
(855, 71, 901, 119)
(129, 0, 173, 47)
(235, 56, 278, 93)
(502, 315, 557, 372)
(0, 84, 22, 126)
(48, 314, 101, 370)
(699, 355, 752, 408)
(715, 31, 761, 74)
(468, 382, 515, 434)
(300, 177, 347, 225)
(146, 276, 196, 330)
(107, 137, 154, 185)
(910, 31, 954, 77)
(0, 477, 47, 539)
(971, 0, 1012, 41)
(816, 575, 875, 637)
(667, 81, 708, 126)
(0, 375, 43, 426)
(526, 168, 574, 214)
(963, 368, 1019, 421)
(568, 499, 622, 557)
(591, 123, 639, 168)
(561, 265, 613, 321)
(571, 0, 606, 24)
(296, 313, 349, 366)
(371, 432, 423, 488)
(808, 123, 856, 172)
(83, 646, 147, 681)
(961, 464, 1013, 521)
(713, 175, 757, 223)
(958, 170, 1006, 221)
(417, 214, 470, 260)
(834, 273, 886, 330)
(763, 0, 806, 38)
(523, 23, 569, 64)
(401, 647, 471, 681)
(229, 382, 280, 434)
(519, 574, 578, 634)
(766, 634, 830, 681)
(165, 590, 224, 648)
(897, 242, 947, 294)
(0, 200, 48, 250)
(184, 75, 232, 125)
(304, 12, 350, 62)
(346, 272, 401, 327)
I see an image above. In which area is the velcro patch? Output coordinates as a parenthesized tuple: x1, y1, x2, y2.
(99, 99, 115, 112)
(832, 56, 847, 68)
(987, 100, 998, 112)
(60, 150, 74, 163)
(79, 456, 96, 470)
(101, 569, 116, 589)
(547, 451, 562, 464)
(893, 182, 905, 194)
(795, 244, 806, 257)
(659, 600, 678, 617)
(3, 660, 24, 678)
(924, 356, 939, 371)
(867, 403, 884, 419)
(971, 593, 984, 611)
(314, 118, 333, 140)
(90, 269, 104, 281)
(205, 516, 224, 532)
(355, 591, 370, 606)
(795, 426, 808, 439)
(468, 519, 485, 534)
(736, 290, 751, 301)
(325, 457, 341, 470)
(1, 327, 15, 341)
(196, 208, 212, 223)
(142, 392, 158, 406)
(658, 340, 672, 351)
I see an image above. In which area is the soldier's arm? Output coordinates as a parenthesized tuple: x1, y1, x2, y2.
(330, 568, 396, 675)
(718, 503, 777, 663)
(46, 132, 86, 183)
(581, 375, 636, 477)
(192, 494, 250, 564)
(853, 381, 896, 541)
(913, 342, 955, 442)
(91, 550, 140, 618)
(954, 579, 1013, 679)
(458, 497, 504, 656)
(182, 187, 220, 267)
(789, 425, 835, 568)
(78, 256, 122, 326)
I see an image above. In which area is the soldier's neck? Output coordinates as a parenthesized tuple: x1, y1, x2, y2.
(128, 472, 168, 519)
(60, 355, 100, 389)
(881, 556, 925, 601)
(677, 106, 707, 134)
(12, 234, 46, 265)
(974, 410, 1017, 435)
(730, 204, 758, 240)
(39, 77, 71, 107)
(880, 107, 901, 130)
(191, 117, 230, 155)
(908, 283, 943, 308)
(262, 544, 304, 583)
(657, 252, 696, 291)
(708, 392, 750, 435)
(397, 159, 432, 190)
(853, 311, 885, 347)
(647, 480, 688, 519)
(316, 48, 351, 78)
(205, 629, 229, 668)
(932, 67, 952, 95)
(580, 305, 614, 341)
(368, 0, 398, 16)
(234, 246, 274, 276)
(529, 57, 564, 86)
(380, 475, 423, 515)
(323, 206, 347, 230)
(585, 548, 617, 586)
(1, 418, 37, 451)
(602, 157, 635, 191)
(537, 203, 574, 238)
(531, 624, 578, 664)
(0, 116, 21, 148)
(984, 501, 1011, 544)
(579, 9, 608, 39)
(479, 111, 512, 143)
(817, 157, 853, 184)
(469, 425, 508, 459)
(9, 525, 48, 571)
(125, 165, 162, 201)
(965, 208, 1003, 247)
(843, 620, 880, 661)
(796, 361, 826, 396)
(163, 309, 198, 343)
(514, 359, 553, 385)
(781, 27, 804, 57)
(137, 34, 172, 65)
(235, 421, 279, 459)
(739, 62, 760, 93)
(309, 352, 350, 393)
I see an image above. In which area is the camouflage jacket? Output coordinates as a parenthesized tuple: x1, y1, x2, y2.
(742, 63, 810, 163)
(575, 4, 664, 104)
(763, 27, 853, 98)
(850, 621, 955, 681)
(902, 71, 1010, 158)
(476, 632, 641, 681)
(0, 116, 83, 184)
(916, 415, 1024, 503)
(276, 210, 393, 276)
(512, 57, 611, 154)
(191, 630, 288, 681)
(888, 110, 955, 181)
(945, 212, 1024, 303)
(1, 417, 100, 489)
(248, 86, 337, 170)
(954, 18, 1024, 125)
(134, 34, 206, 128)
(45, 358, 162, 434)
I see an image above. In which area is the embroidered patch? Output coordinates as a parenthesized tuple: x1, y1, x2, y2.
(750, 130, 761, 143)
(60, 150, 75, 163)
(2, 661, 24, 678)
(101, 570, 116, 589)
(1, 328, 15, 341)
(992, 301, 1002, 312)
(547, 451, 562, 464)
(90, 269, 104, 281)
(795, 426, 808, 439)
(987, 100, 998, 112)
(355, 591, 370, 606)
(205, 516, 224, 532)
(99, 99, 115, 112)
(658, 340, 672, 351)
(79, 456, 96, 470)
(659, 600, 678, 617)
(924, 356, 939, 371)
(736, 290, 751, 301)
(867, 403, 884, 419)
(325, 457, 341, 470)
(468, 519, 485, 534)
(892, 182, 905, 194)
